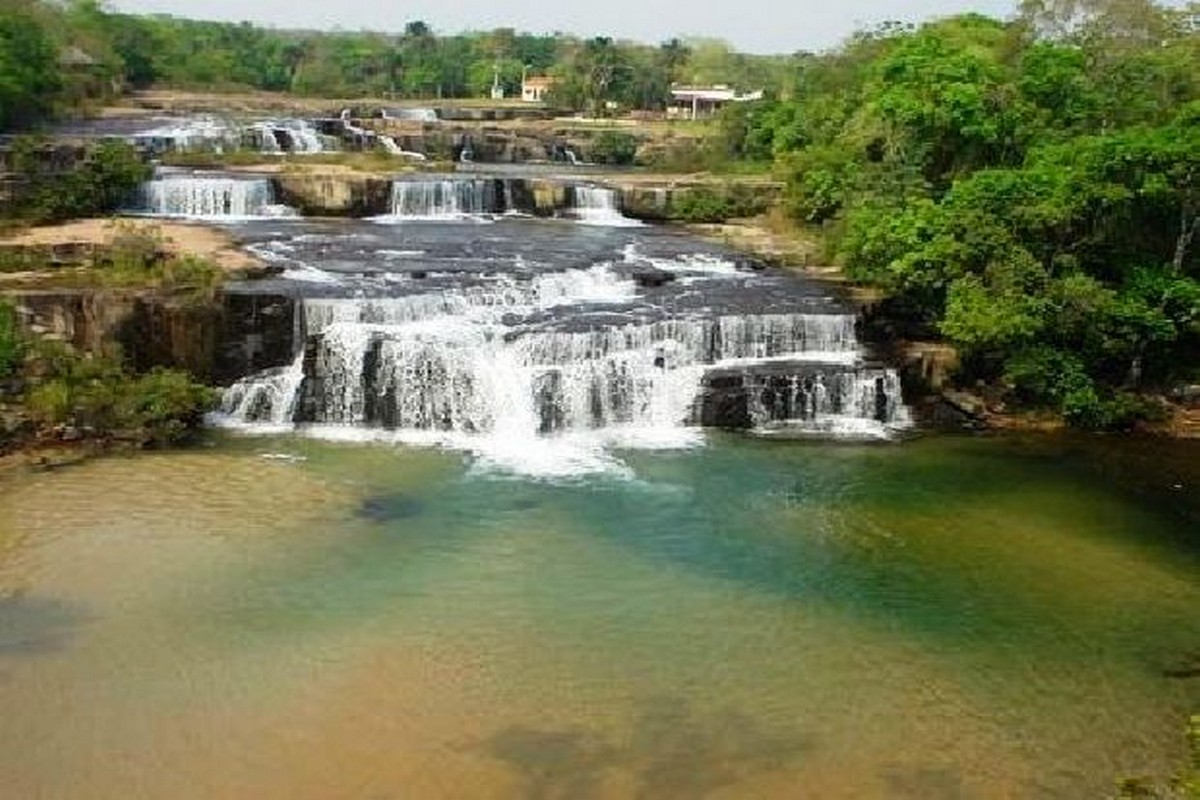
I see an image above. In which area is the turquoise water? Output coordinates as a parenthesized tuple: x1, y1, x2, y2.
(0, 433, 1197, 798)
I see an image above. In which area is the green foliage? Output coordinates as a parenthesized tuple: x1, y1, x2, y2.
(782, 145, 860, 223)
(22, 340, 215, 445)
(4, 138, 151, 223)
(667, 185, 770, 223)
(95, 223, 222, 292)
(708, 2, 1200, 427)
(0, 1, 801, 115)
(0, 300, 23, 380)
(0, 3, 62, 130)
(588, 131, 638, 165)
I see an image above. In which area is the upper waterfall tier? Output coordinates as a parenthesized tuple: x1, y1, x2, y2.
(388, 179, 495, 219)
(380, 178, 638, 224)
(132, 174, 294, 219)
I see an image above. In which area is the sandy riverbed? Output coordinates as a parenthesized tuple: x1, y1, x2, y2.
(1, 217, 261, 273)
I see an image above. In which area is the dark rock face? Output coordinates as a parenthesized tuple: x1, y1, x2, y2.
(696, 372, 753, 429)
(631, 268, 677, 289)
(216, 293, 297, 385)
(695, 362, 901, 429)
(9, 288, 296, 385)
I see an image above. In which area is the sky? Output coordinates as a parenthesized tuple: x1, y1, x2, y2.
(107, 0, 1022, 54)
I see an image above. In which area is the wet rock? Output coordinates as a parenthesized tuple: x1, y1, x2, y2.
(618, 261, 677, 288)
(696, 373, 753, 429)
(917, 395, 988, 431)
(940, 390, 988, 420)
(631, 268, 677, 289)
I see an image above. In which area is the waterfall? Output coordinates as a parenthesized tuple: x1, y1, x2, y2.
(253, 119, 325, 154)
(569, 186, 639, 227)
(387, 108, 439, 122)
(220, 263, 910, 470)
(133, 175, 292, 219)
(291, 124, 323, 153)
(387, 179, 496, 219)
(131, 117, 239, 152)
(379, 136, 427, 161)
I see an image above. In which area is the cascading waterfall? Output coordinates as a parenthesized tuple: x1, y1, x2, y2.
(133, 175, 291, 218)
(379, 135, 427, 160)
(254, 119, 325, 154)
(388, 179, 495, 219)
(220, 258, 911, 474)
(569, 186, 639, 226)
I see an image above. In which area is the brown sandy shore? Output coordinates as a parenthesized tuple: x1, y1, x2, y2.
(0, 217, 262, 275)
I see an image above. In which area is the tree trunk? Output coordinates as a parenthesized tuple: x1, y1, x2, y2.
(1174, 211, 1198, 273)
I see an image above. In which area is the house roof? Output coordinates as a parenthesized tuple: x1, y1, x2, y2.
(523, 76, 556, 88)
(670, 86, 763, 103)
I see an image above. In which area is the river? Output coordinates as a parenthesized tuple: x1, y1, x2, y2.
(0, 178, 1196, 798)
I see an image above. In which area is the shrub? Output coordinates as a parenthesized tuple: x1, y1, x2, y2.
(588, 130, 639, 165)
(4, 137, 151, 223)
(120, 368, 218, 445)
(21, 340, 216, 445)
(0, 300, 22, 379)
(668, 185, 770, 223)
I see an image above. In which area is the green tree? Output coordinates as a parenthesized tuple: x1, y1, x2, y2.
(0, 4, 61, 130)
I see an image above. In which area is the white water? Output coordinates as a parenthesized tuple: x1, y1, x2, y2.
(387, 108, 439, 122)
(379, 136, 427, 160)
(133, 176, 295, 219)
(131, 117, 239, 152)
(386, 180, 492, 219)
(132, 117, 328, 154)
(570, 187, 640, 227)
(254, 119, 325, 154)
(219, 259, 910, 477)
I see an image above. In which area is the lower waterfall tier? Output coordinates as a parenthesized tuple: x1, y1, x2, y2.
(221, 310, 909, 438)
(214, 219, 913, 475)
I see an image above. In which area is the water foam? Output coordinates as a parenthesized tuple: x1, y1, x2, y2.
(218, 254, 909, 478)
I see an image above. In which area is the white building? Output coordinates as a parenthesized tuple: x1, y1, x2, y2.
(669, 85, 764, 119)
(521, 76, 556, 103)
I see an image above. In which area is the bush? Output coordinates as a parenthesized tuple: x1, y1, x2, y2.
(93, 222, 222, 293)
(4, 137, 151, 223)
(782, 145, 859, 223)
(0, 300, 22, 379)
(667, 185, 770, 223)
(588, 130, 639, 165)
(21, 340, 216, 445)
(1003, 346, 1164, 430)
(121, 368, 218, 445)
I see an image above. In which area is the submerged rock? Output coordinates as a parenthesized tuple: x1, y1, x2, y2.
(357, 493, 425, 523)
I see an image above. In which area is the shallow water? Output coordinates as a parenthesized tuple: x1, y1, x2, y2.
(0, 433, 1196, 799)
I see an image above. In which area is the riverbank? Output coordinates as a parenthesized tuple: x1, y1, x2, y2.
(0, 218, 233, 465)
(683, 213, 1200, 440)
(0, 217, 263, 279)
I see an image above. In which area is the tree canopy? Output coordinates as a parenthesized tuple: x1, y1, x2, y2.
(716, 1, 1198, 427)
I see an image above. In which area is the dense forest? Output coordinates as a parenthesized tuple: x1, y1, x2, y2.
(0, 0, 784, 122)
(709, 0, 1200, 428)
(1, 0, 1198, 429)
